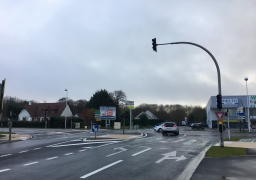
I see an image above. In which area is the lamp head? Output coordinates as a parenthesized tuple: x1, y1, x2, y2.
(65, 89, 67, 91)
(244, 77, 248, 81)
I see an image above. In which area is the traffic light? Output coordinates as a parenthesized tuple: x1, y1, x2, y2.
(216, 94, 222, 110)
(152, 38, 157, 52)
(0, 78, 6, 110)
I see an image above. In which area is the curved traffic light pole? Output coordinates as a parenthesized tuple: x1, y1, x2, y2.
(154, 40, 224, 147)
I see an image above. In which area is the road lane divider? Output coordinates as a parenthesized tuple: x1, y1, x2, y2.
(80, 160, 123, 179)
(65, 153, 74, 156)
(46, 156, 58, 160)
(0, 169, 11, 173)
(33, 148, 41, 150)
(24, 162, 38, 166)
(0, 154, 12, 158)
(19, 150, 29, 153)
(132, 148, 151, 156)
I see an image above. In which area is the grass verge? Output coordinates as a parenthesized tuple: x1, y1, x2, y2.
(205, 146, 247, 157)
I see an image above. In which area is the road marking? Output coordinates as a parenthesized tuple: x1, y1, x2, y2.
(24, 162, 38, 166)
(19, 150, 29, 153)
(80, 160, 123, 179)
(46, 156, 58, 160)
(0, 154, 12, 158)
(155, 151, 186, 163)
(183, 140, 197, 145)
(132, 148, 151, 156)
(65, 153, 74, 156)
(0, 169, 11, 173)
(107, 147, 127, 157)
(33, 148, 41, 150)
(79, 149, 87, 152)
(172, 139, 186, 143)
(47, 141, 120, 147)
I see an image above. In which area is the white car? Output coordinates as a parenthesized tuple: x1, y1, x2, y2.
(154, 123, 165, 132)
(162, 122, 179, 136)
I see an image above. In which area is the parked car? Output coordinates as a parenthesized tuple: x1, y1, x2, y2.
(162, 122, 179, 136)
(154, 122, 165, 132)
(191, 123, 205, 129)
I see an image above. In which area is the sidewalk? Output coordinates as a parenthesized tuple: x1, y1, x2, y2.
(0, 133, 31, 143)
(190, 141, 256, 180)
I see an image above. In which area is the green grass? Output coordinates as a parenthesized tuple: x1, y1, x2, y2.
(205, 146, 247, 157)
(224, 136, 256, 141)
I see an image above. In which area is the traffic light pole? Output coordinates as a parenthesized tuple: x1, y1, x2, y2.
(153, 40, 224, 147)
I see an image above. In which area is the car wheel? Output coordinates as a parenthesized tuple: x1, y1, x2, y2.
(158, 128, 162, 132)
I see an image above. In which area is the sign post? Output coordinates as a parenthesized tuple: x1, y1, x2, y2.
(92, 124, 98, 138)
(215, 112, 225, 147)
(125, 101, 134, 131)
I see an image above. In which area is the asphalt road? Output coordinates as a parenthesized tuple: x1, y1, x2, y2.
(0, 127, 220, 180)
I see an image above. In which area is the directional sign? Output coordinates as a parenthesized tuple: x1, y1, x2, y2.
(92, 125, 98, 132)
(155, 151, 186, 163)
(215, 112, 224, 119)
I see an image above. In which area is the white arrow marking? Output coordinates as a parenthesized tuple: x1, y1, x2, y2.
(155, 151, 186, 163)
(107, 147, 127, 157)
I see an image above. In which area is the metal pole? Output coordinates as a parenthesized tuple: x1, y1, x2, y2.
(130, 109, 132, 131)
(156, 41, 223, 147)
(123, 114, 125, 134)
(228, 110, 230, 140)
(246, 81, 250, 132)
(65, 89, 68, 129)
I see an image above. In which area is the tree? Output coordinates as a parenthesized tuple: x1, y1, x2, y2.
(86, 89, 115, 109)
(188, 106, 206, 123)
(110, 90, 127, 120)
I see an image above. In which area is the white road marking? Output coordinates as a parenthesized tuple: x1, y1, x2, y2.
(33, 148, 41, 150)
(46, 156, 58, 160)
(0, 154, 12, 157)
(172, 139, 186, 143)
(107, 147, 127, 157)
(65, 153, 74, 155)
(132, 148, 151, 156)
(47, 141, 120, 147)
(24, 162, 38, 166)
(0, 169, 11, 173)
(79, 149, 87, 152)
(19, 150, 29, 153)
(80, 160, 123, 179)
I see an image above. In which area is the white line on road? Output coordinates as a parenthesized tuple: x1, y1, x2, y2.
(80, 160, 123, 179)
(24, 162, 38, 166)
(65, 153, 74, 155)
(79, 149, 87, 152)
(0, 154, 12, 157)
(132, 148, 151, 156)
(33, 148, 41, 150)
(46, 156, 58, 160)
(0, 169, 11, 173)
(19, 150, 29, 153)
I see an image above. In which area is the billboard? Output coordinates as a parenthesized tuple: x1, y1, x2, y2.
(250, 96, 256, 107)
(100, 106, 116, 120)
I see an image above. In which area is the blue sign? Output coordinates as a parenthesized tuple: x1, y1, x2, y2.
(92, 125, 98, 132)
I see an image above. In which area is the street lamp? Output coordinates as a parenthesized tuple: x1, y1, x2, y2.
(65, 89, 68, 129)
(244, 77, 250, 132)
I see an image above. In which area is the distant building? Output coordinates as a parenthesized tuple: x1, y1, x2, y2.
(206, 95, 256, 128)
(134, 110, 158, 119)
(18, 102, 73, 121)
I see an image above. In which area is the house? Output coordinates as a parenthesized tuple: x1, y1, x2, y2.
(18, 102, 73, 121)
(134, 110, 158, 119)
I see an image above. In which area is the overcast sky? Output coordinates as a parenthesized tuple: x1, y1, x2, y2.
(1, 0, 256, 107)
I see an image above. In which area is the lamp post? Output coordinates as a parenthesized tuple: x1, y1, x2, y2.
(65, 89, 68, 129)
(244, 77, 250, 132)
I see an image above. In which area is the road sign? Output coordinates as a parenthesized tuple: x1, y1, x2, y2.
(215, 112, 224, 119)
(92, 125, 98, 132)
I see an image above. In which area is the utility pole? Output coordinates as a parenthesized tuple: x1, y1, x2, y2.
(152, 39, 223, 147)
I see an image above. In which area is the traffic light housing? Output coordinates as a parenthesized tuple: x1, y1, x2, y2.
(152, 38, 157, 52)
(216, 94, 222, 110)
(0, 79, 6, 110)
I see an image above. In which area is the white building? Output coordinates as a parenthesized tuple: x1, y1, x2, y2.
(18, 102, 73, 121)
(206, 95, 256, 128)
